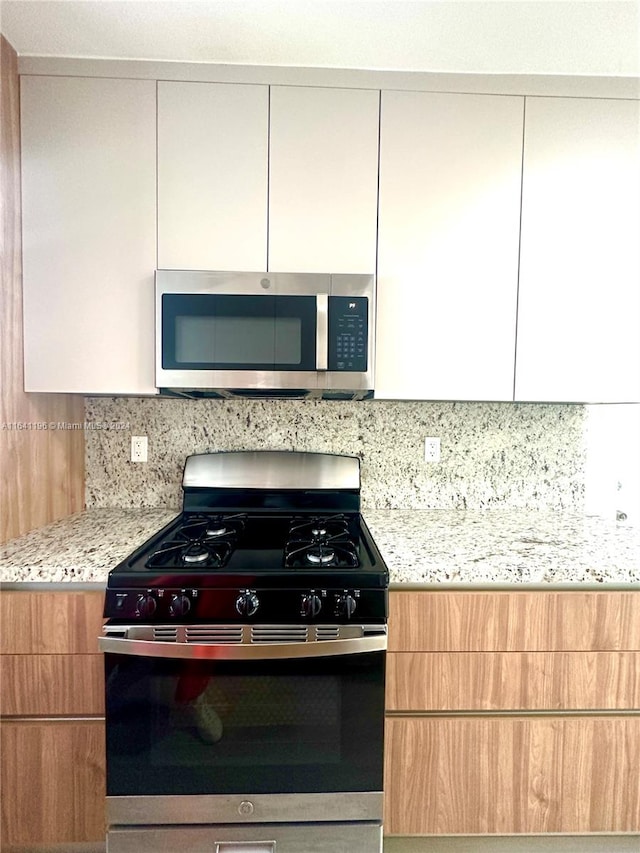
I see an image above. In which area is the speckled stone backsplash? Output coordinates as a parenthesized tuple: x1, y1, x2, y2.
(84, 398, 586, 511)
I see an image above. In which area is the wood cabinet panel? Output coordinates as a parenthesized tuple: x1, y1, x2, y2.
(384, 716, 640, 834)
(389, 591, 640, 652)
(0, 654, 104, 716)
(0, 720, 106, 846)
(387, 651, 640, 711)
(0, 591, 104, 654)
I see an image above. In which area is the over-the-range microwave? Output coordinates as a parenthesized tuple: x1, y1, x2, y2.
(156, 269, 375, 399)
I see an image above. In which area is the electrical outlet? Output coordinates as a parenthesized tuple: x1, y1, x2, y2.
(131, 435, 148, 463)
(424, 437, 441, 463)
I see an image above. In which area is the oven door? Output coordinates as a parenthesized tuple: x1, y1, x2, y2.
(101, 630, 385, 827)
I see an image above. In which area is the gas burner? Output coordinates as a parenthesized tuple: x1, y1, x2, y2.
(146, 537, 233, 570)
(205, 523, 229, 538)
(284, 515, 359, 569)
(179, 513, 246, 542)
(306, 547, 336, 565)
(284, 541, 359, 568)
(144, 513, 245, 570)
(288, 514, 350, 542)
(183, 545, 210, 564)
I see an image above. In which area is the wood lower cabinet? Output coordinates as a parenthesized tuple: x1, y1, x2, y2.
(3, 588, 639, 842)
(384, 590, 640, 837)
(387, 651, 640, 711)
(1, 720, 106, 846)
(0, 590, 106, 848)
(0, 654, 104, 716)
(384, 715, 640, 835)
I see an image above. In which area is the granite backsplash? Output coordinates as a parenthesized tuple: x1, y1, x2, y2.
(85, 398, 586, 511)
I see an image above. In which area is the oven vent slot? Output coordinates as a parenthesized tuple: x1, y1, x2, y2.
(251, 626, 309, 644)
(186, 626, 243, 644)
(315, 626, 340, 641)
(153, 627, 178, 642)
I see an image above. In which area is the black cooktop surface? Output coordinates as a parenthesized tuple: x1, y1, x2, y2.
(107, 511, 388, 590)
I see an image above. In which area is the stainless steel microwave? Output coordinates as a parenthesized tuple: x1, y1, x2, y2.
(156, 270, 375, 399)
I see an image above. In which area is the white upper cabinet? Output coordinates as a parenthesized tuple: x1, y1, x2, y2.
(516, 97, 640, 403)
(268, 86, 380, 273)
(21, 76, 157, 394)
(157, 82, 269, 271)
(375, 91, 524, 401)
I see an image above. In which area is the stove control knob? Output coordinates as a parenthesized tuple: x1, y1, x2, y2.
(335, 593, 357, 619)
(136, 593, 157, 618)
(169, 593, 191, 618)
(301, 593, 322, 618)
(236, 592, 260, 617)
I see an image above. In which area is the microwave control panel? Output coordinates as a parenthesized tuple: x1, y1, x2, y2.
(328, 296, 368, 372)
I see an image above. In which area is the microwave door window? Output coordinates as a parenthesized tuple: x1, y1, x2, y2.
(174, 315, 302, 366)
(163, 294, 316, 371)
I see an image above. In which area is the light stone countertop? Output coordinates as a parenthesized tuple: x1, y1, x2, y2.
(363, 509, 639, 586)
(1, 508, 638, 588)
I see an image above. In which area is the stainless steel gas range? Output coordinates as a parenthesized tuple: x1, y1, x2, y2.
(99, 451, 389, 853)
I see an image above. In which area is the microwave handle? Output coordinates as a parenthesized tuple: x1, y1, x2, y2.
(98, 632, 386, 660)
(316, 294, 328, 370)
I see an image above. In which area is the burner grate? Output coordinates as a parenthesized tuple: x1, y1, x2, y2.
(284, 514, 360, 568)
(145, 513, 245, 570)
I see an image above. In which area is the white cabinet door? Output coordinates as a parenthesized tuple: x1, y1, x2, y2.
(268, 86, 379, 273)
(158, 82, 269, 271)
(375, 91, 524, 401)
(21, 76, 157, 394)
(516, 97, 640, 403)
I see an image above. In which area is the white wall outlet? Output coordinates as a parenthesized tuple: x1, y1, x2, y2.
(424, 437, 441, 463)
(130, 435, 148, 463)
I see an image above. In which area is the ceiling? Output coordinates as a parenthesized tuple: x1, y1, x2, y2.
(1, 0, 638, 76)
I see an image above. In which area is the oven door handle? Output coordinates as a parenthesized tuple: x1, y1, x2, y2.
(98, 633, 387, 660)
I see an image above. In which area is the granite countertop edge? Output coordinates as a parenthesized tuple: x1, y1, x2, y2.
(1, 507, 638, 588)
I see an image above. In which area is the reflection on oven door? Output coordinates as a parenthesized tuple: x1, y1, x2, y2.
(107, 821, 383, 853)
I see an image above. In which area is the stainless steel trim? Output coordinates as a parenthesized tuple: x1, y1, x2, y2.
(182, 450, 360, 490)
(316, 293, 328, 370)
(104, 623, 380, 643)
(156, 270, 331, 298)
(250, 625, 308, 643)
(316, 625, 340, 640)
(107, 791, 384, 826)
(185, 625, 243, 644)
(107, 821, 382, 853)
(99, 628, 386, 660)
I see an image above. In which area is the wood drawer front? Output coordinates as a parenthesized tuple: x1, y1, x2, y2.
(386, 651, 640, 711)
(0, 591, 104, 654)
(384, 715, 640, 835)
(0, 719, 106, 846)
(0, 654, 104, 716)
(389, 591, 640, 652)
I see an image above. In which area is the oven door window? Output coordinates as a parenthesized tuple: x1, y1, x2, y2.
(104, 651, 384, 796)
(162, 294, 317, 371)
